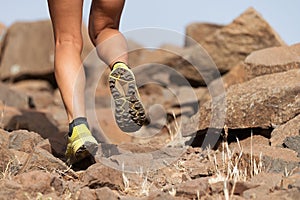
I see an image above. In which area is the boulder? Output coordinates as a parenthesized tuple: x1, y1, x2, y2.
(0, 102, 22, 129)
(208, 62, 247, 94)
(185, 22, 223, 47)
(128, 42, 217, 87)
(10, 80, 54, 109)
(80, 163, 123, 191)
(95, 187, 120, 200)
(243, 172, 282, 199)
(174, 178, 209, 198)
(187, 69, 300, 132)
(0, 82, 29, 109)
(8, 129, 44, 153)
(0, 20, 94, 83)
(4, 110, 66, 157)
(0, 145, 15, 175)
(13, 170, 53, 194)
(136, 8, 285, 87)
(283, 136, 300, 157)
(0, 22, 6, 56)
(0, 20, 54, 81)
(270, 114, 300, 147)
(77, 187, 97, 200)
(5, 110, 59, 137)
(23, 145, 71, 173)
(245, 43, 300, 79)
(201, 7, 286, 72)
(229, 135, 299, 172)
(157, 44, 220, 86)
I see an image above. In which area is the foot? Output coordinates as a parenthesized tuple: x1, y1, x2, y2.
(109, 62, 147, 132)
(65, 124, 98, 165)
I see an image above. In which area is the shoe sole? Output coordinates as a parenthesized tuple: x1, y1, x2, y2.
(109, 66, 147, 132)
(66, 140, 98, 166)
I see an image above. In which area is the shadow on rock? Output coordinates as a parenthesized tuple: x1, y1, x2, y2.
(4, 109, 67, 159)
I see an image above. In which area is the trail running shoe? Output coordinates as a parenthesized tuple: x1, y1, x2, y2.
(109, 62, 147, 132)
(65, 124, 98, 165)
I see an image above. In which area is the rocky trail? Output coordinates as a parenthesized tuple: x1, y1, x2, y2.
(0, 8, 299, 200)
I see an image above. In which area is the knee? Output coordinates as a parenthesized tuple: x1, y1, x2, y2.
(55, 33, 83, 53)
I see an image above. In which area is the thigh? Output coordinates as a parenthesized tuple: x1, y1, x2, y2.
(47, 0, 83, 43)
(89, 0, 125, 41)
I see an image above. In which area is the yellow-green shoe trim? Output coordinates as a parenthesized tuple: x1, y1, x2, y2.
(65, 124, 98, 165)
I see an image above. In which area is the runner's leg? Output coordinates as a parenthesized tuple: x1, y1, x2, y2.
(47, 0, 86, 122)
(88, 0, 128, 68)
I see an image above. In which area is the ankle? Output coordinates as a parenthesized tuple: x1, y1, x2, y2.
(68, 117, 89, 137)
(112, 61, 130, 70)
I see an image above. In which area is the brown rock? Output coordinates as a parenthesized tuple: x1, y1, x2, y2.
(174, 178, 209, 198)
(283, 136, 300, 157)
(245, 43, 300, 79)
(8, 129, 44, 153)
(0, 145, 15, 176)
(161, 44, 220, 86)
(80, 163, 123, 191)
(0, 82, 29, 109)
(9, 149, 30, 169)
(129, 43, 217, 86)
(0, 128, 9, 146)
(185, 23, 223, 47)
(243, 172, 282, 199)
(0, 22, 6, 56)
(4, 110, 64, 153)
(0, 20, 93, 83)
(208, 62, 247, 95)
(228, 135, 299, 175)
(281, 172, 300, 190)
(0, 179, 22, 200)
(230, 135, 299, 163)
(13, 170, 53, 194)
(263, 188, 300, 200)
(270, 114, 300, 147)
(145, 190, 183, 200)
(0, 102, 21, 129)
(202, 7, 285, 72)
(95, 187, 120, 200)
(21, 145, 73, 175)
(2, 172, 62, 199)
(10, 80, 54, 109)
(78, 187, 97, 200)
(0, 20, 54, 81)
(193, 69, 300, 131)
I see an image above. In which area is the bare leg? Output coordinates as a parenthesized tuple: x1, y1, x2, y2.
(88, 0, 147, 132)
(47, 0, 85, 122)
(89, 0, 128, 68)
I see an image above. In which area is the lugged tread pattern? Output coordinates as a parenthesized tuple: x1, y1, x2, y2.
(109, 65, 147, 132)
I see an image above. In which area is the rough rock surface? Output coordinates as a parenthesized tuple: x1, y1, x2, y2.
(0, 20, 93, 83)
(201, 7, 285, 72)
(0, 7, 300, 200)
(245, 43, 300, 79)
(191, 69, 300, 131)
(0, 20, 55, 81)
(270, 114, 300, 147)
(0, 82, 29, 109)
(184, 23, 223, 47)
(0, 22, 6, 56)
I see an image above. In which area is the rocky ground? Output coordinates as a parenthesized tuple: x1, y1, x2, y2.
(0, 7, 299, 200)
